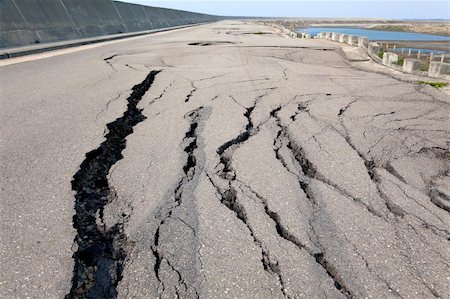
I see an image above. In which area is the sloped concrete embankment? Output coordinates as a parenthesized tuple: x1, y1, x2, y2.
(0, 0, 221, 49)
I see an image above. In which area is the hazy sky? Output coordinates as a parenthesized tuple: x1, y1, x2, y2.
(123, 0, 450, 19)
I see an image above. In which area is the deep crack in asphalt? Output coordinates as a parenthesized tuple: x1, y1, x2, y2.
(67, 70, 160, 298)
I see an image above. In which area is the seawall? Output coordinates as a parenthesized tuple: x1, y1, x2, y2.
(0, 0, 221, 48)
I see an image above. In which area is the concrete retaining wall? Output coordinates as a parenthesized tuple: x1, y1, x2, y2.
(0, 0, 221, 48)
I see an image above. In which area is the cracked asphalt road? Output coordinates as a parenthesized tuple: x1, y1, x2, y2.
(1, 21, 449, 298)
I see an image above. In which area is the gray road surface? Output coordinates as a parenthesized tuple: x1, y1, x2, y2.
(1, 21, 449, 299)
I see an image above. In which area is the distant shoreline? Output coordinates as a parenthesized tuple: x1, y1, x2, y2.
(377, 40, 450, 52)
(300, 24, 450, 37)
(268, 19, 450, 38)
(265, 19, 450, 52)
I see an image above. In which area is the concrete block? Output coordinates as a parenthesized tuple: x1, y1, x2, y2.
(382, 52, 398, 65)
(350, 36, 359, 46)
(368, 42, 380, 54)
(339, 34, 348, 43)
(428, 62, 450, 78)
(358, 36, 369, 48)
(325, 32, 331, 40)
(347, 34, 353, 46)
(332, 32, 340, 41)
(402, 58, 422, 73)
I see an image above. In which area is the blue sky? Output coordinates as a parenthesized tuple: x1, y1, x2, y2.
(123, 1, 450, 19)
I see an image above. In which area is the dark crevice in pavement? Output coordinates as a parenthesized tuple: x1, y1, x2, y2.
(104, 54, 118, 70)
(275, 104, 436, 298)
(340, 109, 447, 225)
(336, 106, 391, 218)
(216, 94, 266, 180)
(67, 70, 160, 298)
(151, 82, 173, 106)
(289, 102, 307, 122)
(166, 259, 188, 298)
(284, 103, 385, 219)
(206, 175, 288, 298)
(335, 100, 449, 295)
(271, 106, 354, 298)
(238, 181, 320, 297)
(286, 144, 353, 298)
(429, 188, 450, 213)
(337, 99, 357, 116)
(385, 163, 407, 184)
(104, 54, 118, 62)
(151, 107, 205, 296)
(377, 171, 450, 237)
(240, 181, 306, 250)
(210, 94, 291, 296)
(261, 253, 288, 298)
(372, 172, 407, 218)
(313, 253, 352, 295)
(188, 41, 236, 46)
(185, 81, 198, 102)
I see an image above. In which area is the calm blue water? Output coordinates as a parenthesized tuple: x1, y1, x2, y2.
(298, 27, 450, 41)
(391, 48, 446, 54)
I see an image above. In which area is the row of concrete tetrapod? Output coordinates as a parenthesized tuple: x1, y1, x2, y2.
(315, 32, 450, 80)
